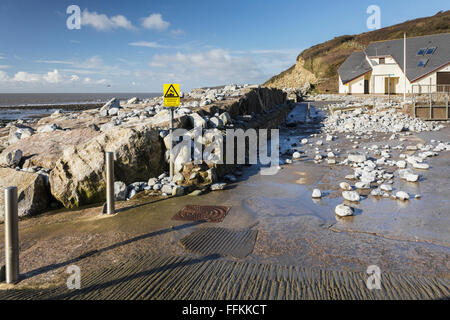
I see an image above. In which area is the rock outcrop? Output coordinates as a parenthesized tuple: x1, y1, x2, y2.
(0, 168, 50, 222)
(49, 126, 165, 208)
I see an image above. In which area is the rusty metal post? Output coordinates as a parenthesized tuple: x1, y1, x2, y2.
(105, 152, 115, 215)
(4, 186, 19, 284)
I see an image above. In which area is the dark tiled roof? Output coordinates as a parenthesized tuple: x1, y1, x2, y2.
(364, 33, 450, 82)
(338, 51, 372, 84)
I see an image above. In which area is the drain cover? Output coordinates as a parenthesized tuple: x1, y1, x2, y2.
(180, 227, 258, 259)
(172, 205, 230, 223)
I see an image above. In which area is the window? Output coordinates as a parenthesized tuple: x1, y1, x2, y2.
(417, 58, 428, 67)
(426, 47, 436, 55)
(379, 57, 385, 64)
(417, 48, 426, 56)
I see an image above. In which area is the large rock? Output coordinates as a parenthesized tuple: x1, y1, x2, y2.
(0, 149, 22, 167)
(188, 113, 207, 128)
(49, 126, 165, 208)
(0, 168, 50, 222)
(8, 125, 34, 144)
(101, 98, 121, 111)
(114, 181, 127, 201)
(1, 127, 101, 170)
(173, 142, 192, 173)
(347, 153, 366, 163)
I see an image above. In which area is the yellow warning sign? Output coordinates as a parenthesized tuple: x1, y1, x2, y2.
(163, 84, 180, 107)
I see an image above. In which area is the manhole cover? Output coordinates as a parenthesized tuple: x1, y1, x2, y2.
(172, 205, 230, 223)
(180, 227, 258, 259)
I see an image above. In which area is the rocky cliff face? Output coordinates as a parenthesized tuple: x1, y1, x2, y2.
(263, 58, 317, 90)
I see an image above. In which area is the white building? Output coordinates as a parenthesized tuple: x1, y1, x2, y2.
(338, 33, 450, 95)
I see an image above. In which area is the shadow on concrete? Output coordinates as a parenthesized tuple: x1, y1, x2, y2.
(48, 254, 221, 300)
(22, 220, 204, 281)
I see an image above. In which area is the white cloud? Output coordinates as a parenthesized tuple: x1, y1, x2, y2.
(84, 77, 108, 85)
(76, 55, 104, 69)
(0, 70, 9, 81)
(8, 69, 74, 84)
(81, 9, 134, 31)
(36, 60, 75, 65)
(13, 71, 41, 82)
(0, 65, 9, 69)
(141, 13, 170, 31)
(0, 56, 4, 60)
(70, 75, 80, 81)
(43, 69, 63, 83)
(171, 29, 185, 36)
(148, 49, 266, 86)
(129, 41, 167, 48)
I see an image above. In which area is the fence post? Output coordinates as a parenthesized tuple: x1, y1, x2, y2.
(4, 186, 19, 284)
(446, 90, 449, 120)
(105, 152, 115, 215)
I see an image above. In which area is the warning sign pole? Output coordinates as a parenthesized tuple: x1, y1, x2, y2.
(163, 83, 180, 180)
(169, 108, 174, 178)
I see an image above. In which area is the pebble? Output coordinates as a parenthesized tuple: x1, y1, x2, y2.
(396, 191, 410, 201)
(355, 181, 370, 189)
(339, 182, 352, 191)
(211, 183, 227, 191)
(412, 163, 429, 170)
(370, 188, 384, 196)
(335, 204, 354, 217)
(396, 160, 407, 168)
(342, 191, 360, 202)
(312, 189, 322, 198)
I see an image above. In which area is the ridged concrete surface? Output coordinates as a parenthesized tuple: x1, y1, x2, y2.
(180, 227, 258, 259)
(1, 254, 449, 300)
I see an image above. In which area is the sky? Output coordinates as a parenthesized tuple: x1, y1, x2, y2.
(0, 0, 448, 93)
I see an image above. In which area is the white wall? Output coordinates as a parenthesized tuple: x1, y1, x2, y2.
(370, 57, 414, 94)
(339, 76, 348, 94)
(339, 75, 366, 94)
(412, 64, 450, 93)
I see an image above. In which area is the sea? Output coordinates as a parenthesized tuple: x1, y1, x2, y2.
(0, 92, 160, 121)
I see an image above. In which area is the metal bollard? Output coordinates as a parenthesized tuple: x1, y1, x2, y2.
(4, 186, 19, 284)
(105, 152, 115, 215)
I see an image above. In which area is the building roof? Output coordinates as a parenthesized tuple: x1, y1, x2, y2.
(365, 33, 450, 82)
(338, 33, 450, 84)
(338, 51, 372, 84)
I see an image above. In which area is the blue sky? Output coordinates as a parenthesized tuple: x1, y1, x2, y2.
(0, 0, 448, 93)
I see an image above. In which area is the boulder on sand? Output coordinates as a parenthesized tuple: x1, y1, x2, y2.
(49, 126, 165, 208)
(0, 168, 50, 222)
